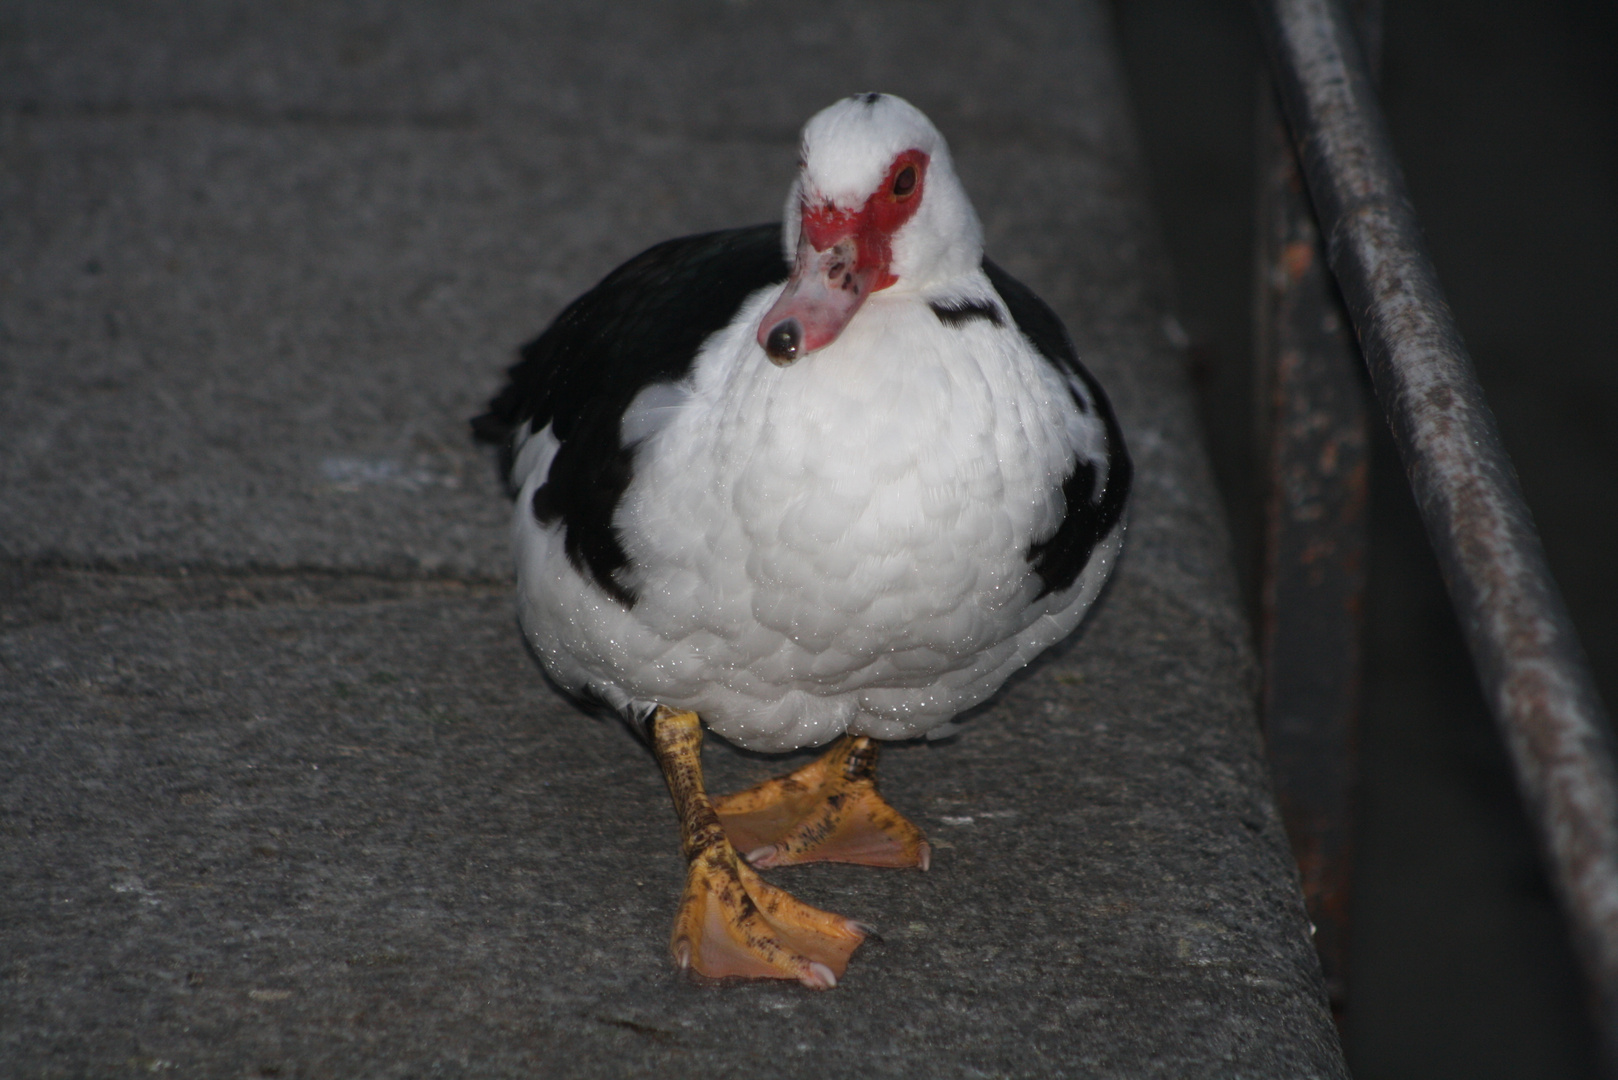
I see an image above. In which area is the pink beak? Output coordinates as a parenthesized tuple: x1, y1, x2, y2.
(756, 225, 884, 365)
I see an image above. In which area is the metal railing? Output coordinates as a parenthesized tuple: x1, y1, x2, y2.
(1252, 0, 1618, 1067)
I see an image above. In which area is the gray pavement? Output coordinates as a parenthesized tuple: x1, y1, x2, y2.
(0, 2, 1348, 1076)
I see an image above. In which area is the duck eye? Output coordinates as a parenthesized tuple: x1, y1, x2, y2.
(892, 165, 917, 198)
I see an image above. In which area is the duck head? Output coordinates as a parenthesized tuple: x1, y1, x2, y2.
(758, 93, 984, 365)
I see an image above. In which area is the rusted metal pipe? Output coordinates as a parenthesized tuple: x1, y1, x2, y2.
(1253, 85, 1369, 1016)
(1253, 0, 1376, 1024)
(1253, 0, 1618, 1066)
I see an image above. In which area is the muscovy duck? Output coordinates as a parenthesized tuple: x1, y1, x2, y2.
(473, 92, 1130, 989)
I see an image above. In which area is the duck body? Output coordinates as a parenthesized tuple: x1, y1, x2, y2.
(482, 221, 1128, 753)
(477, 96, 1129, 755)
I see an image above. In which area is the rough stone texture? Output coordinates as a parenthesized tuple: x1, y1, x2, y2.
(0, 1, 1348, 1076)
(2, 569, 1335, 1078)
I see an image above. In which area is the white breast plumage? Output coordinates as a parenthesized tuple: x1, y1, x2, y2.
(511, 276, 1120, 751)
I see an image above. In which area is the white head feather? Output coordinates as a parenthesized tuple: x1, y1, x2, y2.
(782, 93, 984, 295)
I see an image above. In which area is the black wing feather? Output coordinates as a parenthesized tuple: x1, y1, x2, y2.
(472, 224, 789, 604)
(983, 259, 1133, 599)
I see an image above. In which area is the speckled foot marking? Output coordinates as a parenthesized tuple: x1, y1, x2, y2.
(712, 735, 932, 871)
(650, 707, 867, 988)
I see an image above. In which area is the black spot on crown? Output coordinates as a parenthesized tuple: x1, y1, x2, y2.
(859, 92, 883, 106)
(471, 224, 789, 606)
(982, 259, 1133, 599)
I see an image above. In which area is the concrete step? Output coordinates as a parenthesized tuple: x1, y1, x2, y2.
(0, 1, 1347, 1075)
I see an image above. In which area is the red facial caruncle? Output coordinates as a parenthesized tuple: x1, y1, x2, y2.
(757, 150, 930, 365)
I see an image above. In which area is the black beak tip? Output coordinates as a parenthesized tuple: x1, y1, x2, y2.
(764, 320, 802, 365)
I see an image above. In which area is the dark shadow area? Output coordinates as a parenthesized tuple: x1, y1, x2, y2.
(1112, 0, 1618, 1075)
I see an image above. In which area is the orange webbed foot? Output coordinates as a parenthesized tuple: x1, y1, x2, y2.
(672, 837, 868, 988)
(651, 706, 871, 988)
(713, 735, 931, 870)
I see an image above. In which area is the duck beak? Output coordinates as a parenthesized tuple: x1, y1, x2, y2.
(756, 220, 885, 366)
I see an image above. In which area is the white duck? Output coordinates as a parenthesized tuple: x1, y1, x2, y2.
(473, 93, 1130, 989)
